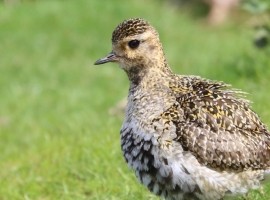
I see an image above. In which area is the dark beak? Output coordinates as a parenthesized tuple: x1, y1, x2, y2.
(94, 52, 118, 65)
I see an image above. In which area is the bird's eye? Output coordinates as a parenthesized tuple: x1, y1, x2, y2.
(128, 40, 140, 49)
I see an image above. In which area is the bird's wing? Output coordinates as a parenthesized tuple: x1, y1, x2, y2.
(171, 76, 270, 172)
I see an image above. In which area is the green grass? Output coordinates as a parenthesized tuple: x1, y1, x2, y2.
(0, 0, 270, 199)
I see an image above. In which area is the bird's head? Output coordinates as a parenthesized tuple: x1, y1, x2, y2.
(95, 18, 169, 80)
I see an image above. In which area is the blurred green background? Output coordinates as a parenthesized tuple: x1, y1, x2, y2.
(0, 0, 270, 199)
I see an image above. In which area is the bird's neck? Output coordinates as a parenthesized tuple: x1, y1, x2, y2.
(126, 56, 172, 86)
(127, 61, 173, 93)
(125, 62, 175, 124)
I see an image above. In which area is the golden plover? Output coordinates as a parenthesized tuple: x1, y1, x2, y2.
(94, 18, 270, 200)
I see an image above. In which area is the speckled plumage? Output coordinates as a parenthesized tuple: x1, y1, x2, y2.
(95, 18, 270, 200)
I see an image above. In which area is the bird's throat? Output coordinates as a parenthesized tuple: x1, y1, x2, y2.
(125, 65, 147, 85)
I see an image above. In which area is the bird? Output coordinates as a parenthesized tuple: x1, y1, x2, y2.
(94, 18, 270, 200)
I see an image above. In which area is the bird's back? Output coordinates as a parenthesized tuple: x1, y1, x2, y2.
(171, 75, 270, 172)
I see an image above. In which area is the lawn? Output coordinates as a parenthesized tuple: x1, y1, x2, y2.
(0, 0, 270, 199)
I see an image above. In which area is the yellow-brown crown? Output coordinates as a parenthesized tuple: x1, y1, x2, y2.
(112, 18, 151, 43)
